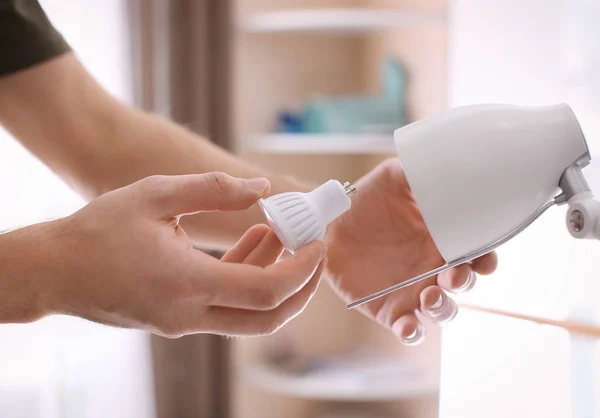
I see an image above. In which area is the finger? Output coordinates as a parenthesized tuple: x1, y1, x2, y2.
(202, 240, 326, 310)
(221, 224, 270, 263)
(472, 251, 498, 275)
(198, 260, 326, 336)
(365, 283, 422, 332)
(437, 264, 476, 294)
(242, 229, 285, 268)
(419, 286, 458, 324)
(222, 225, 284, 267)
(392, 313, 426, 346)
(136, 173, 271, 218)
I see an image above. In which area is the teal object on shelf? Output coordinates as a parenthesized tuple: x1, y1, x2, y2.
(301, 57, 405, 134)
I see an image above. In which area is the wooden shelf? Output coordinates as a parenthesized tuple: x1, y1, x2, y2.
(239, 9, 446, 34)
(245, 134, 396, 155)
(242, 362, 439, 401)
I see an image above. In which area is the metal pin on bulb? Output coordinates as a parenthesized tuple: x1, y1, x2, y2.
(258, 180, 355, 253)
(343, 181, 357, 195)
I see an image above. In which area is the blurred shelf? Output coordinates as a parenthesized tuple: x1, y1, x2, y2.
(243, 362, 439, 401)
(246, 134, 396, 155)
(239, 9, 446, 34)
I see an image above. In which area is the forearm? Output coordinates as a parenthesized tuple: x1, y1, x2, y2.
(73, 99, 310, 248)
(0, 54, 311, 249)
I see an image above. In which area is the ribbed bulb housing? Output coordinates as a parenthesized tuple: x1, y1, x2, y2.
(258, 180, 355, 252)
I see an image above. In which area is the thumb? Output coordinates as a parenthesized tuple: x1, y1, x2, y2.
(139, 173, 271, 217)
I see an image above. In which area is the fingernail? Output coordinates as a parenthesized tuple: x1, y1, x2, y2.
(423, 293, 458, 324)
(430, 292, 444, 310)
(246, 178, 270, 193)
(401, 323, 426, 346)
(405, 326, 418, 340)
(456, 270, 477, 292)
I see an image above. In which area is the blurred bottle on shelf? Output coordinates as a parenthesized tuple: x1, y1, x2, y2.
(275, 57, 406, 136)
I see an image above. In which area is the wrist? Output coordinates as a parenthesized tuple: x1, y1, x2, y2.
(0, 218, 74, 323)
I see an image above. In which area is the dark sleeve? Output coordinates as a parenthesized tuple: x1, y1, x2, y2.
(0, 0, 71, 76)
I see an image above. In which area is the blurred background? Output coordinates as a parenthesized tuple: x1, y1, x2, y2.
(1, 0, 600, 417)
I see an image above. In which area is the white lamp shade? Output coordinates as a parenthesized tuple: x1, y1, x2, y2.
(394, 104, 589, 263)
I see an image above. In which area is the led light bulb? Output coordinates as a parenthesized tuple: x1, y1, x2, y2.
(258, 180, 357, 253)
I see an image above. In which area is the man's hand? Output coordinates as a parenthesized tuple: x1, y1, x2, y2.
(14, 173, 325, 338)
(325, 159, 498, 344)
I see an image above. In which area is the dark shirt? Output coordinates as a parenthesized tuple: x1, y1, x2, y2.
(0, 0, 70, 76)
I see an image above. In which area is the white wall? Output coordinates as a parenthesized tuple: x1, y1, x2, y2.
(0, 2, 155, 418)
(441, 1, 600, 417)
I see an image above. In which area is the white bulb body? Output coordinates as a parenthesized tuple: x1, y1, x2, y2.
(258, 180, 351, 252)
(395, 103, 589, 262)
